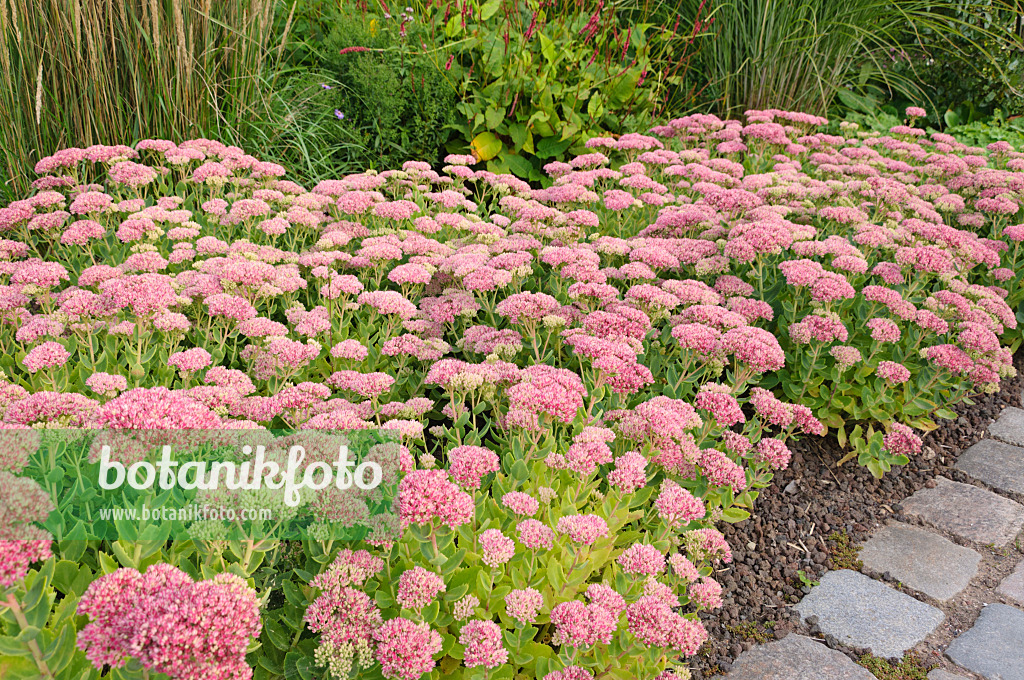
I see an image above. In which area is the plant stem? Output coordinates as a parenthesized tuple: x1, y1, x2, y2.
(2, 595, 54, 679)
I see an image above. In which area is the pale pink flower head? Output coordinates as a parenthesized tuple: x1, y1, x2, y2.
(607, 450, 648, 493)
(883, 423, 922, 457)
(689, 577, 724, 610)
(448, 445, 499, 490)
(86, 372, 128, 398)
(480, 528, 515, 568)
(396, 566, 445, 612)
(373, 618, 442, 680)
(505, 588, 544, 623)
(867, 317, 901, 343)
(555, 514, 609, 545)
(543, 667, 595, 680)
(617, 543, 667, 576)
(655, 480, 705, 529)
(877, 360, 911, 385)
(460, 620, 508, 669)
(453, 595, 480, 621)
(625, 595, 707, 653)
(517, 518, 555, 550)
(0, 539, 52, 587)
(829, 345, 862, 371)
(22, 341, 71, 373)
(549, 599, 618, 647)
(501, 491, 539, 516)
(329, 339, 369, 361)
(167, 347, 213, 375)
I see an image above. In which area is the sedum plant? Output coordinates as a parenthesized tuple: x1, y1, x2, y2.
(0, 102, 1022, 678)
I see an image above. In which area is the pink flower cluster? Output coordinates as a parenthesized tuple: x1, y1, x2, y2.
(77, 564, 261, 680)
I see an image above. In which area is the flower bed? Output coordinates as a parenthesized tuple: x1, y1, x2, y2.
(0, 108, 1022, 680)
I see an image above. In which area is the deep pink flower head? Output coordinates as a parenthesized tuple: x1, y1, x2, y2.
(694, 384, 745, 427)
(506, 364, 586, 427)
(755, 438, 792, 470)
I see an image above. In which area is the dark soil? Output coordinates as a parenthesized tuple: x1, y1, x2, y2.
(690, 351, 1024, 679)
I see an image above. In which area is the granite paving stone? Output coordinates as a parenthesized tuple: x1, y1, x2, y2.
(900, 477, 1024, 547)
(996, 558, 1024, 607)
(956, 438, 1024, 495)
(793, 570, 944, 658)
(927, 671, 969, 680)
(859, 523, 980, 601)
(946, 603, 1024, 680)
(714, 633, 875, 680)
(989, 406, 1024, 447)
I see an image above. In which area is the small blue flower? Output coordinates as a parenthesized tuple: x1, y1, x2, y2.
(321, 83, 333, 90)
(334, 110, 345, 120)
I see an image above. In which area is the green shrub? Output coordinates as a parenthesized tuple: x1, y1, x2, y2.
(318, 8, 458, 170)
(408, 0, 705, 181)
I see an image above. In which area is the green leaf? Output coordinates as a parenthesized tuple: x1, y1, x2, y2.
(546, 559, 564, 592)
(535, 136, 572, 159)
(42, 622, 77, 673)
(836, 87, 878, 114)
(484, 106, 505, 131)
(607, 70, 640, 107)
(538, 33, 557, 64)
(0, 636, 32, 657)
(721, 508, 751, 523)
(284, 651, 315, 680)
(503, 153, 534, 179)
(14, 627, 40, 643)
(480, 0, 501, 20)
(471, 132, 502, 161)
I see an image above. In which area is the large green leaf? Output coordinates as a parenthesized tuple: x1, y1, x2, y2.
(471, 132, 502, 161)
